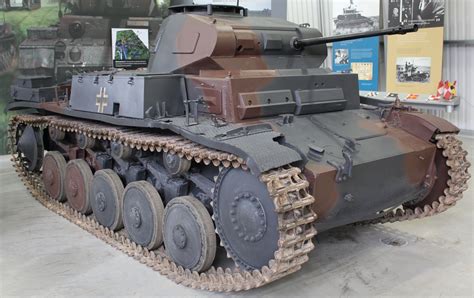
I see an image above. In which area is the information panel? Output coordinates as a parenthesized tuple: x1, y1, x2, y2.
(386, 0, 445, 94)
(331, 0, 380, 91)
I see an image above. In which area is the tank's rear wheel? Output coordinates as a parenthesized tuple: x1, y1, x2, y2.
(42, 151, 67, 202)
(163, 196, 216, 272)
(65, 159, 93, 214)
(16, 125, 44, 172)
(213, 168, 279, 270)
(123, 181, 164, 250)
(91, 170, 124, 231)
(403, 134, 469, 209)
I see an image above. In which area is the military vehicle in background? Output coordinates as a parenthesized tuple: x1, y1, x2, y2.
(8, 2, 470, 292)
(397, 62, 431, 83)
(0, 21, 16, 73)
(334, 0, 374, 30)
(0, 0, 41, 11)
(12, 0, 162, 102)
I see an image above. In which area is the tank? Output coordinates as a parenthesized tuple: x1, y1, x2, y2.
(334, 0, 374, 30)
(0, 21, 16, 73)
(397, 62, 431, 83)
(0, 0, 41, 11)
(11, 0, 162, 102)
(7, 3, 471, 292)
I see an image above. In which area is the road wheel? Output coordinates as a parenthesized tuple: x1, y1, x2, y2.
(42, 151, 67, 202)
(123, 181, 164, 250)
(91, 170, 124, 231)
(163, 196, 216, 272)
(65, 159, 93, 214)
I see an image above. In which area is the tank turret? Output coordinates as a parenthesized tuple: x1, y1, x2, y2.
(149, 4, 327, 74)
(149, 6, 416, 75)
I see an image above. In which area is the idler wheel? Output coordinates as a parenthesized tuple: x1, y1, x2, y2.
(163, 196, 216, 272)
(91, 170, 125, 231)
(404, 138, 450, 209)
(123, 181, 164, 250)
(213, 168, 279, 270)
(65, 159, 93, 214)
(42, 151, 67, 202)
(16, 125, 44, 172)
(163, 152, 191, 176)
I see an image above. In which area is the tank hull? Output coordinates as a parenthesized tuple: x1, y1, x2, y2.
(7, 97, 459, 232)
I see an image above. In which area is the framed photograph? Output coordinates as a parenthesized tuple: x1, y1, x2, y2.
(332, 0, 380, 35)
(388, 0, 445, 28)
(112, 28, 150, 69)
(334, 49, 349, 65)
(396, 57, 431, 83)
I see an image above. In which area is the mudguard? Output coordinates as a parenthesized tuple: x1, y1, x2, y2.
(387, 110, 460, 142)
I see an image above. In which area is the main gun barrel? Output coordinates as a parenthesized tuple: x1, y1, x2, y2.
(293, 24, 419, 50)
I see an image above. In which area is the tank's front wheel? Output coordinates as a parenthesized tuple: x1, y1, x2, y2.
(122, 181, 164, 250)
(213, 168, 280, 270)
(163, 196, 216, 272)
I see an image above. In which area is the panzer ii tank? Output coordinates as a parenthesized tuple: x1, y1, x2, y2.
(0, 21, 16, 73)
(11, 0, 162, 102)
(334, 0, 374, 30)
(7, 2, 470, 292)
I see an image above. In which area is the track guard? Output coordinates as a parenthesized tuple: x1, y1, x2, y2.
(386, 111, 459, 142)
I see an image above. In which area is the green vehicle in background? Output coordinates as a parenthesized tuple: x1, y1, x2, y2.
(11, 0, 162, 102)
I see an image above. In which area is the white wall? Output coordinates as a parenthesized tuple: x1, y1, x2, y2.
(286, 0, 473, 131)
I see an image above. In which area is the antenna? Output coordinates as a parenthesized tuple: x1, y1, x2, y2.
(237, 0, 240, 6)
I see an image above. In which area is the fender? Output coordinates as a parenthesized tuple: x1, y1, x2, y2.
(387, 110, 459, 142)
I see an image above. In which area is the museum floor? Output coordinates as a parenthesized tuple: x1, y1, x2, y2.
(0, 137, 473, 297)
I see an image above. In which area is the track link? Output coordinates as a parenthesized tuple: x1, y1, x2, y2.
(8, 114, 317, 292)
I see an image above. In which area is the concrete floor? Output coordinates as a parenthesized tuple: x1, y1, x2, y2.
(0, 138, 473, 297)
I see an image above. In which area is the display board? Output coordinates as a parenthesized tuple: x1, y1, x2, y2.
(386, 0, 445, 94)
(112, 28, 150, 69)
(331, 0, 380, 91)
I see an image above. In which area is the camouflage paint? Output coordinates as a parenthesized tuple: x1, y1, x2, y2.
(8, 4, 461, 230)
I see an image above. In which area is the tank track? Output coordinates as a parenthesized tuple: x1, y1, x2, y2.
(8, 114, 317, 292)
(362, 133, 471, 225)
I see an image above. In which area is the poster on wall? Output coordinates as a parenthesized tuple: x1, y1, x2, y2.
(386, 0, 445, 94)
(193, 0, 272, 16)
(331, 0, 380, 91)
(112, 28, 150, 69)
